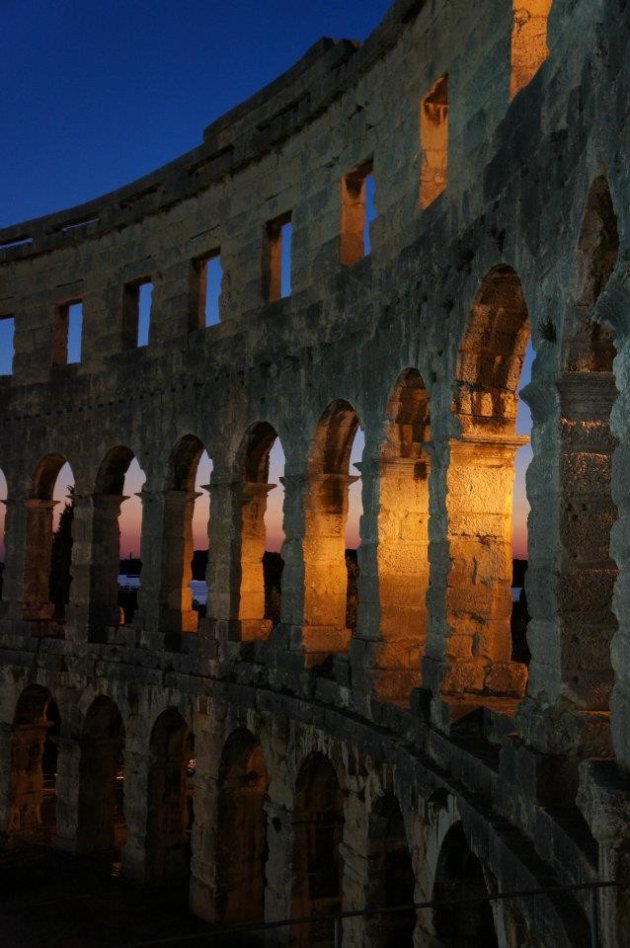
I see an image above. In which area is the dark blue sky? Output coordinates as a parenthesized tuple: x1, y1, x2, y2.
(2, 0, 392, 228)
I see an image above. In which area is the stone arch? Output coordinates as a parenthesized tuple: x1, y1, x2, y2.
(146, 707, 194, 887)
(215, 728, 269, 924)
(89, 445, 136, 641)
(291, 751, 345, 947)
(23, 453, 72, 624)
(365, 791, 416, 948)
(159, 434, 208, 638)
(77, 696, 126, 855)
(10, 684, 60, 842)
(432, 822, 498, 947)
(236, 421, 284, 641)
(302, 400, 362, 659)
(554, 175, 619, 712)
(372, 369, 431, 704)
(437, 265, 531, 699)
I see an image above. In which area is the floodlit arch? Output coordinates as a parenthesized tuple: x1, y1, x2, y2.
(443, 266, 531, 698)
(216, 729, 269, 923)
(303, 400, 362, 658)
(291, 753, 344, 948)
(23, 453, 74, 626)
(77, 696, 126, 855)
(159, 434, 210, 638)
(433, 823, 498, 945)
(373, 369, 431, 704)
(366, 792, 416, 947)
(146, 708, 194, 887)
(10, 685, 60, 842)
(236, 422, 285, 641)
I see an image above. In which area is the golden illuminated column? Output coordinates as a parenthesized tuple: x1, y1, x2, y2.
(353, 457, 430, 706)
(8, 720, 51, 840)
(88, 492, 126, 640)
(239, 481, 275, 641)
(301, 472, 358, 658)
(158, 488, 201, 636)
(425, 435, 528, 699)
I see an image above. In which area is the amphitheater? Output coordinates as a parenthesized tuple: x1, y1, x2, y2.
(1, 0, 630, 944)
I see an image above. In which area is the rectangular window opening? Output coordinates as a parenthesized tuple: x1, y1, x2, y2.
(420, 75, 448, 210)
(510, 0, 553, 99)
(341, 160, 375, 266)
(196, 251, 223, 328)
(53, 299, 83, 366)
(123, 278, 153, 349)
(264, 212, 292, 303)
(0, 316, 15, 376)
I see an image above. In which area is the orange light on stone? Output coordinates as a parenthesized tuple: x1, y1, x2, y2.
(510, 0, 553, 100)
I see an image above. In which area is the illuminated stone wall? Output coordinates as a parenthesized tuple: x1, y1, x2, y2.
(1, 0, 630, 944)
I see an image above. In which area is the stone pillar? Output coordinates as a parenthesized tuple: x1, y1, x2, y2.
(424, 434, 528, 701)
(8, 720, 52, 841)
(353, 457, 430, 707)
(22, 498, 57, 621)
(189, 705, 223, 922)
(279, 471, 307, 645)
(135, 488, 161, 636)
(158, 489, 200, 637)
(65, 492, 94, 643)
(54, 735, 81, 852)
(0, 722, 13, 844)
(88, 493, 125, 641)
(263, 796, 294, 946)
(2, 493, 27, 622)
(121, 737, 150, 885)
(301, 473, 358, 658)
(203, 475, 241, 647)
(239, 482, 275, 641)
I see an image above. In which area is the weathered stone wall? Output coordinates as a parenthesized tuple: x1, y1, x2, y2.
(1, 0, 630, 944)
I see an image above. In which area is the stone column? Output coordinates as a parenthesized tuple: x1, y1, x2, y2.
(239, 482, 275, 641)
(203, 475, 241, 647)
(121, 736, 150, 885)
(65, 492, 94, 643)
(22, 498, 57, 621)
(0, 722, 13, 844)
(264, 797, 294, 944)
(135, 488, 161, 636)
(2, 493, 27, 622)
(279, 471, 308, 648)
(301, 473, 358, 658)
(353, 457, 430, 707)
(189, 705, 223, 922)
(424, 434, 528, 701)
(158, 488, 200, 636)
(88, 493, 125, 641)
(54, 735, 81, 852)
(8, 720, 52, 841)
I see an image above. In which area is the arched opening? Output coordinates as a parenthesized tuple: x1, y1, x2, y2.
(146, 708, 194, 887)
(77, 696, 126, 864)
(557, 175, 619, 711)
(23, 454, 74, 631)
(511, 340, 534, 665)
(303, 400, 362, 659)
(374, 369, 431, 703)
(10, 685, 60, 843)
(159, 435, 212, 639)
(447, 265, 531, 698)
(216, 729, 269, 924)
(89, 447, 142, 640)
(433, 823, 498, 947)
(366, 792, 416, 947)
(237, 422, 285, 641)
(291, 753, 344, 948)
